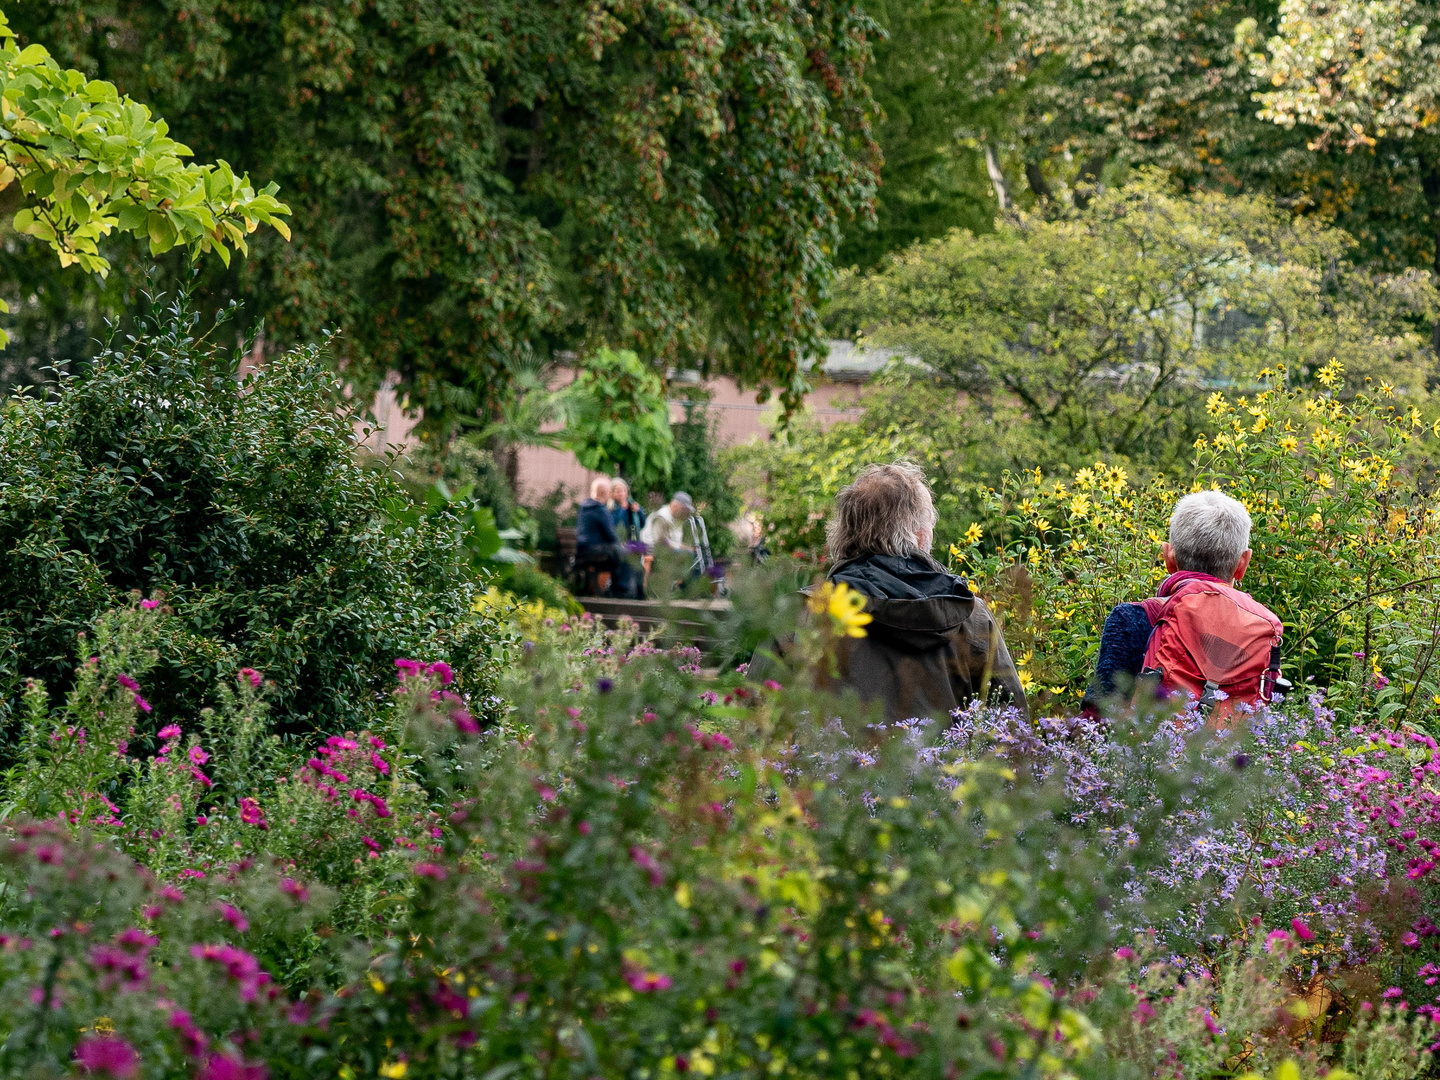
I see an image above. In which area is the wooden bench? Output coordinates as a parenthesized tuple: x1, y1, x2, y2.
(578, 596, 730, 652)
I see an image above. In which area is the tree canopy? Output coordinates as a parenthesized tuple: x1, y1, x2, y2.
(829, 176, 1439, 465)
(6, 0, 883, 427)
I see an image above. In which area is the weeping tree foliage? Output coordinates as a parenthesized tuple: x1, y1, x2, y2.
(5, 0, 883, 429)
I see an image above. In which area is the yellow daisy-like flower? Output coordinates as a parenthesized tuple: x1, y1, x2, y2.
(1315, 471, 1334, 490)
(380, 1064, 409, 1079)
(1074, 468, 1096, 489)
(1375, 596, 1395, 610)
(1380, 382, 1395, 396)
(809, 581, 873, 638)
(1205, 392, 1228, 417)
(1279, 436, 1299, 453)
(964, 522, 983, 545)
(1035, 518, 1052, 533)
(1069, 494, 1092, 518)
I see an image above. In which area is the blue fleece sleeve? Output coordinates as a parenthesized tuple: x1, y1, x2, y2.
(1086, 603, 1153, 704)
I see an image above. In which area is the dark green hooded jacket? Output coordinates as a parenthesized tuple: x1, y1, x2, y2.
(763, 553, 1027, 723)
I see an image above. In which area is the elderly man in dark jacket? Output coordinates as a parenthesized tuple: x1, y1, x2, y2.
(761, 462, 1026, 722)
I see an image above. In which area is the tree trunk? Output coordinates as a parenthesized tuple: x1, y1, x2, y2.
(984, 144, 1012, 211)
(1072, 154, 1106, 210)
(1025, 162, 1052, 202)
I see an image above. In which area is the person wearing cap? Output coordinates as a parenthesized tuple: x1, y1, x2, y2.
(641, 492, 695, 554)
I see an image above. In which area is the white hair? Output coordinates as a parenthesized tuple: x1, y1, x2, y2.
(826, 462, 939, 563)
(610, 477, 629, 496)
(589, 476, 612, 500)
(1169, 490, 1251, 579)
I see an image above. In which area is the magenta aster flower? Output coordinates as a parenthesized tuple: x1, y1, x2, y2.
(73, 1034, 139, 1077)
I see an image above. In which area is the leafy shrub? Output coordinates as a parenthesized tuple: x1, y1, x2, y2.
(0, 294, 501, 733)
(560, 347, 675, 496)
(725, 374, 1046, 559)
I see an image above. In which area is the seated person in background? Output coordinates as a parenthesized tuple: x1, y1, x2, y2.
(1084, 490, 1284, 723)
(575, 477, 623, 593)
(609, 477, 647, 542)
(763, 462, 1026, 723)
(640, 491, 695, 554)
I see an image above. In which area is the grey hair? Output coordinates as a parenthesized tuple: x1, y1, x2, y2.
(1168, 490, 1251, 579)
(826, 462, 938, 563)
(610, 476, 629, 495)
(589, 476, 612, 500)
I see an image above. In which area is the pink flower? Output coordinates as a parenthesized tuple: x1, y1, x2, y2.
(624, 969, 674, 992)
(1114, 946, 1135, 961)
(116, 674, 139, 692)
(1290, 918, 1315, 942)
(237, 668, 262, 689)
(279, 877, 309, 903)
(370, 752, 389, 775)
(414, 862, 449, 880)
(189, 745, 210, 767)
(395, 658, 423, 681)
(217, 903, 249, 933)
(191, 944, 270, 1002)
(1403, 932, 1422, 947)
(73, 1034, 139, 1077)
(763, 680, 782, 691)
(160, 885, 185, 903)
(133, 696, 152, 713)
(140, 599, 160, 610)
(239, 798, 266, 829)
(198, 1052, 268, 1080)
(427, 661, 454, 685)
(157, 725, 181, 741)
(169, 1009, 207, 1058)
(1132, 999, 1156, 1024)
(630, 845, 665, 887)
(195, 815, 208, 826)
(1264, 929, 1293, 953)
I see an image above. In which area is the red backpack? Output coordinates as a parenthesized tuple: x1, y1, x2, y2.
(1139, 577, 1284, 725)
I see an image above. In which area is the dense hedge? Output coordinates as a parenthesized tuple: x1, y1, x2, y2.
(0, 296, 501, 734)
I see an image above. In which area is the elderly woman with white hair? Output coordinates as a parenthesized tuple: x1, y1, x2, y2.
(759, 462, 1025, 722)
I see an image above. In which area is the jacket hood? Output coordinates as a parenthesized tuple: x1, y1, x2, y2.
(824, 554, 976, 651)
